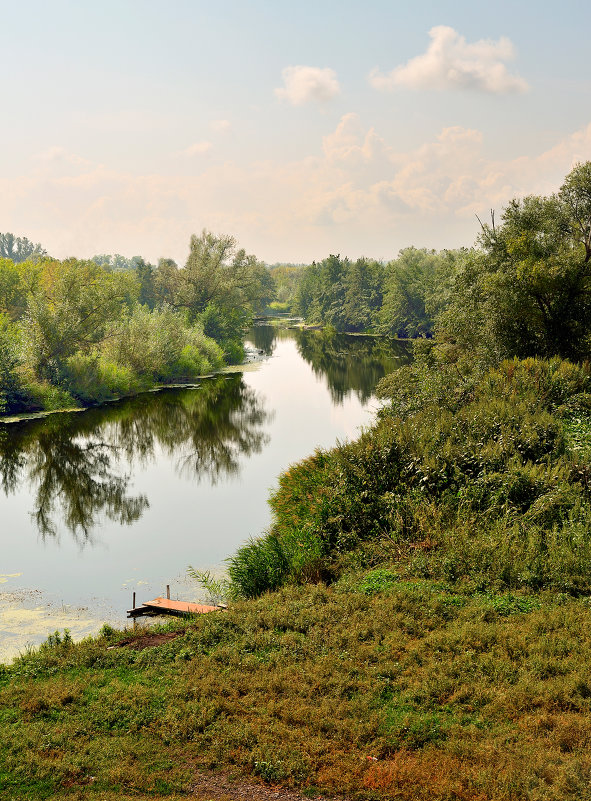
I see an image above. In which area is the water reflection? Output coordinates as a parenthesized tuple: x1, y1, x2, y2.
(0, 376, 270, 542)
(248, 324, 278, 356)
(247, 326, 410, 403)
(293, 329, 410, 404)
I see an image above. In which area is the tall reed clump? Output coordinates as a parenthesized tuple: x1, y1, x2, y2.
(228, 357, 591, 598)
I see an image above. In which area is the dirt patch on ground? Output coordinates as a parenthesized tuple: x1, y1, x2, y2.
(189, 770, 349, 801)
(107, 631, 184, 650)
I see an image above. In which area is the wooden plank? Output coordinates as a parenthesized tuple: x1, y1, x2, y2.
(127, 596, 222, 618)
(144, 597, 220, 614)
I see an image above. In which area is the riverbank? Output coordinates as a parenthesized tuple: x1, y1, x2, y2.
(0, 329, 393, 663)
(0, 346, 268, 425)
(4, 356, 591, 799)
(3, 577, 591, 800)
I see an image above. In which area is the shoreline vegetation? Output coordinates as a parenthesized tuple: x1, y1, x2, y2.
(4, 164, 591, 799)
(0, 230, 275, 418)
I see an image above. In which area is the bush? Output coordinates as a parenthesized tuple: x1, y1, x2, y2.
(102, 305, 223, 383)
(229, 357, 591, 598)
(228, 534, 291, 598)
(19, 375, 76, 411)
(62, 352, 143, 403)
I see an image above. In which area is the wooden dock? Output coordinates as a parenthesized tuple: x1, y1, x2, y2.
(127, 596, 221, 619)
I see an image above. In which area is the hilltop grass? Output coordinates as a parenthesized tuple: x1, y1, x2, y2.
(4, 579, 591, 800)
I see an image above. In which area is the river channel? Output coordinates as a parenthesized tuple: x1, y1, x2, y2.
(0, 327, 409, 662)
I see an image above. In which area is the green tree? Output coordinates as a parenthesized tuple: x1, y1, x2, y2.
(0, 232, 47, 263)
(341, 258, 384, 332)
(441, 164, 591, 363)
(380, 248, 463, 339)
(0, 313, 23, 410)
(22, 259, 139, 381)
(0, 258, 41, 319)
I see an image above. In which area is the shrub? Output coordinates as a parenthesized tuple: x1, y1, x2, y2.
(62, 352, 142, 403)
(227, 534, 290, 598)
(102, 305, 223, 383)
(230, 357, 591, 598)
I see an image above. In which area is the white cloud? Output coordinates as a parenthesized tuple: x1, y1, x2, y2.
(182, 141, 213, 156)
(370, 25, 528, 94)
(32, 146, 93, 167)
(211, 119, 231, 133)
(323, 113, 387, 164)
(4, 119, 591, 264)
(275, 65, 340, 105)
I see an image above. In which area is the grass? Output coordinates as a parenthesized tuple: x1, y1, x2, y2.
(4, 580, 591, 799)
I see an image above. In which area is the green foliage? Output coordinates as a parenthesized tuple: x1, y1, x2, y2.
(0, 313, 25, 410)
(21, 258, 139, 382)
(18, 377, 76, 411)
(357, 569, 401, 595)
(439, 165, 591, 364)
(102, 305, 223, 385)
(186, 567, 231, 606)
(291, 248, 466, 336)
(40, 629, 73, 651)
(62, 353, 142, 404)
(379, 248, 465, 338)
(268, 264, 303, 307)
(0, 231, 47, 263)
(0, 230, 271, 414)
(227, 534, 291, 598)
(0, 258, 40, 319)
(230, 356, 591, 599)
(154, 229, 271, 328)
(294, 254, 385, 332)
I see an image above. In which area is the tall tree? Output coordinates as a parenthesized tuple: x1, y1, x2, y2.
(440, 162, 591, 362)
(0, 232, 47, 263)
(23, 259, 138, 380)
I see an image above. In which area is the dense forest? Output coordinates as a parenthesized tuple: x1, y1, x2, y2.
(0, 230, 274, 414)
(286, 247, 464, 337)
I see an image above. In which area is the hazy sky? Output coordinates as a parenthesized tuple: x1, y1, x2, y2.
(1, 0, 590, 264)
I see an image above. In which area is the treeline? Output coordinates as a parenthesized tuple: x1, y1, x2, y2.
(290, 248, 467, 336)
(0, 230, 274, 414)
(229, 162, 591, 598)
(281, 165, 591, 347)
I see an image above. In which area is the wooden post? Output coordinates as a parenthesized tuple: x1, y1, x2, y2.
(166, 584, 170, 600)
(132, 591, 136, 610)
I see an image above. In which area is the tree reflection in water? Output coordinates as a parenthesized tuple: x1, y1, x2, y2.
(293, 329, 411, 404)
(247, 323, 278, 356)
(0, 376, 270, 542)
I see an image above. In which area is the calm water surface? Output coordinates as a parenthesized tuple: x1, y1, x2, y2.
(0, 328, 408, 661)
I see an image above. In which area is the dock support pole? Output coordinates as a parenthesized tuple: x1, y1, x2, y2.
(132, 591, 136, 610)
(166, 584, 170, 600)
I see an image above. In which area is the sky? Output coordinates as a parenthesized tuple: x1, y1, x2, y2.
(1, 0, 590, 265)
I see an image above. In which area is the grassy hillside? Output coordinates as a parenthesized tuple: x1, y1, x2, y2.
(3, 581, 591, 800)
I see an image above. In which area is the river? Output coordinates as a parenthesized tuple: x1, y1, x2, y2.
(0, 326, 409, 662)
